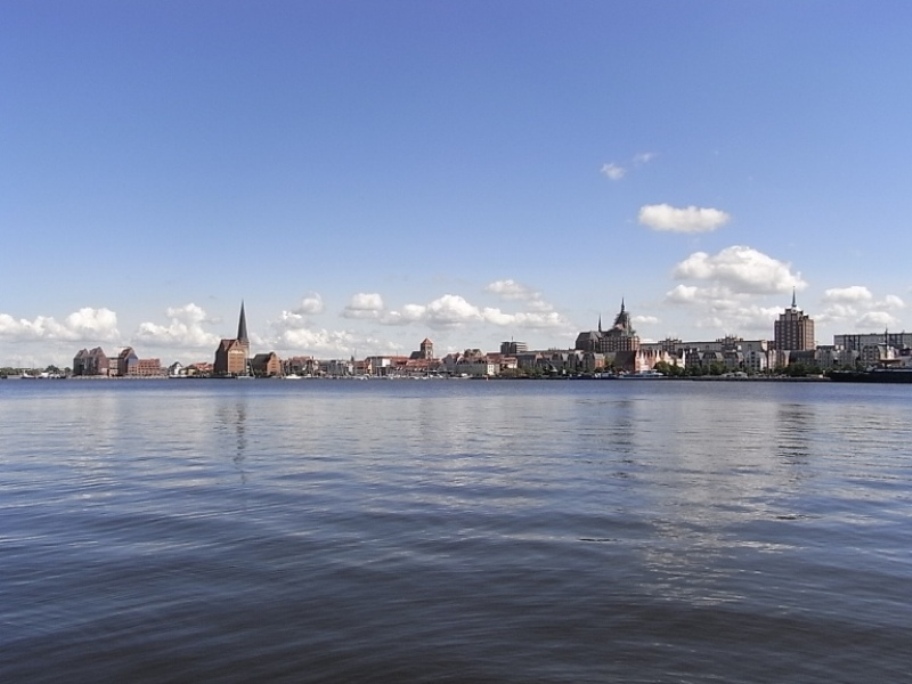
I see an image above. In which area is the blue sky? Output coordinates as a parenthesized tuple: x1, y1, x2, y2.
(3, 1, 912, 366)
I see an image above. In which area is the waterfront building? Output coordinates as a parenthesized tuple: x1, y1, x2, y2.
(575, 300, 640, 354)
(117, 347, 138, 376)
(814, 345, 859, 370)
(72, 347, 109, 376)
(186, 362, 213, 376)
(640, 336, 764, 372)
(833, 331, 912, 353)
(442, 349, 499, 377)
(365, 355, 411, 376)
(283, 356, 317, 376)
(320, 358, 354, 376)
(214, 301, 250, 376)
(251, 352, 282, 377)
(773, 291, 815, 351)
(115, 347, 163, 376)
(410, 338, 435, 360)
(500, 340, 528, 355)
(570, 351, 606, 374)
(860, 343, 895, 366)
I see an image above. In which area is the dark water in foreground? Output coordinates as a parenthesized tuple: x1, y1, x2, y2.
(1, 379, 910, 682)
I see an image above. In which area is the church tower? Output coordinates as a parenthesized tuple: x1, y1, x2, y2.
(213, 300, 251, 375)
(237, 301, 250, 354)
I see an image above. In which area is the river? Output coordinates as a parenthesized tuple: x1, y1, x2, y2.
(1, 379, 909, 682)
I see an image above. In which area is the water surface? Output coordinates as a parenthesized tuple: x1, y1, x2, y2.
(1, 379, 910, 682)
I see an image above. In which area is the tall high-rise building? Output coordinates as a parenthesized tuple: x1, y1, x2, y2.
(774, 291, 815, 351)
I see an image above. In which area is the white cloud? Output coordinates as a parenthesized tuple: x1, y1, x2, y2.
(817, 287, 905, 332)
(633, 315, 659, 325)
(486, 279, 535, 300)
(485, 279, 554, 312)
(66, 307, 120, 340)
(664, 284, 699, 304)
(881, 294, 905, 310)
(672, 246, 805, 295)
(268, 306, 398, 356)
(134, 303, 220, 348)
(274, 327, 381, 356)
(600, 163, 626, 180)
(0, 307, 120, 343)
(378, 292, 570, 332)
(638, 203, 731, 233)
(342, 292, 385, 319)
(822, 286, 872, 304)
(423, 294, 482, 327)
(663, 248, 805, 335)
(481, 308, 568, 330)
(857, 311, 900, 330)
(633, 152, 657, 165)
(293, 293, 324, 315)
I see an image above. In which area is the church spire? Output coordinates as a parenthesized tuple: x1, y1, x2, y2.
(237, 300, 248, 344)
(791, 288, 797, 309)
(598, 314, 603, 333)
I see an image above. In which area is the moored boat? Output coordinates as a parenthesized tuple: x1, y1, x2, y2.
(829, 368, 912, 383)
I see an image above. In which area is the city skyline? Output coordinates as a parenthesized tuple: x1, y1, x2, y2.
(3, 3, 912, 366)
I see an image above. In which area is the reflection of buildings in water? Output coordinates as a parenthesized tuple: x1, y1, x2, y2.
(776, 402, 815, 463)
(215, 400, 248, 484)
(601, 398, 637, 457)
(629, 391, 816, 593)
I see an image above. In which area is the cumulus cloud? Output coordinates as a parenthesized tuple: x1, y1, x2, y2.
(485, 279, 554, 312)
(672, 246, 805, 295)
(706, 303, 783, 334)
(881, 294, 905, 310)
(66, 308, 120, 338)
(638, 203, 731, 233)
(379, 293, 570, 331)
(817, 286, 905, 331)
(293, 293, 324, 315)
(633, 152, 657, 165)
(857, 311, 900, 330)
(481, 308, 567, 329)
(420, 294, 483, 327)
(664, 284, 699, 304)
(267, 307, 398, 356)
(663, 247, 806, 334)
(600, 163, 626, 180)
(342, 292, 385, 319)
(134, 303, 220, 348)
(0, 307, 120, 342)
(486, 279, 534, 300)
(822, 286, 873, 304)
(273, 327, 383, 356)
(633, 315, 659, 326)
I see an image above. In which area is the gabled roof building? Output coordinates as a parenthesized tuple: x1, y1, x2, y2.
(214, 301, 251, 376)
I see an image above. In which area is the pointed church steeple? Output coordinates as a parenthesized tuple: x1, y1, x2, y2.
(598, 314, 603, 333)
(237, 301, 249, 345)
(791, 288, 797, 309)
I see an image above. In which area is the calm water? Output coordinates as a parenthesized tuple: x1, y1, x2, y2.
(1, 379, 910, 682)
